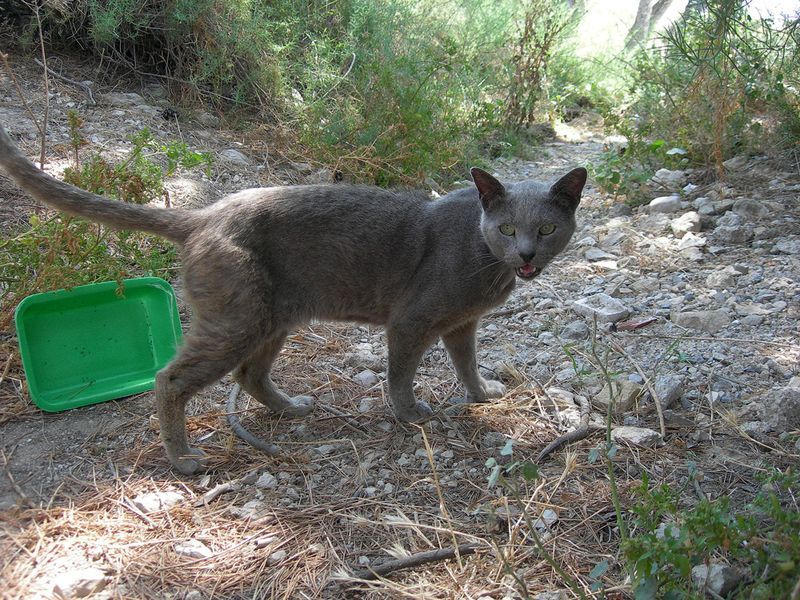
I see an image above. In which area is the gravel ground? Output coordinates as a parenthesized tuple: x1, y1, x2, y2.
(0, 53, 798, 599)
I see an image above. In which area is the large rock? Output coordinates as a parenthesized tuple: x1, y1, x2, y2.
(671, 309, 730, 334)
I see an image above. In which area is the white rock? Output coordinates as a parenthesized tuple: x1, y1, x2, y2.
(534, 592, 568, 600)
(132, 490, 184, 514)
(592, 380, 642, 414)
(174, 539, 213, 559)
(671, 211, 701, 237)
(652, 168, 687, 189)
(353, 369, 379, 387)
(533, 508, 559, 532)
(267, 550, 288, 565)
(53, 567, 107, 599)
(671, 309, 730, 334)
(677, 232, 706, 250)
(691, 563, 740, 596)
(255, 472, 278, 489)
(219, 148, 250, 165)
(572, 293, 630, 323)
(648, 195, 682, 213)
(611, 426, 661, 447)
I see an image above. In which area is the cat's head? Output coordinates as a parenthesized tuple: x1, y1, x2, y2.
(472, 166, 586, 280)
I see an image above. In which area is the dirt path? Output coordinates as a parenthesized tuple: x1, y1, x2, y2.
(1, 53, 799, 599)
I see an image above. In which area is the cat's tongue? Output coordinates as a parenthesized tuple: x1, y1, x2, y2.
(517, 264, 538, 279)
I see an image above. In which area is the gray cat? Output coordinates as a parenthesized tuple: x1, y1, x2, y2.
(0, 124, 585, 475)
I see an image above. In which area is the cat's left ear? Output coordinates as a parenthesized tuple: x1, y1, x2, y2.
(470, 167, 506, 210)
(550, 167, 587, 211)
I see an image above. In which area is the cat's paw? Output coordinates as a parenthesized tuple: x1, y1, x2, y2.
(481, 378, 507, 399)
(281, 395, 315, 417)
(172, 447, 209, 476)
(394, 400, 434, 423)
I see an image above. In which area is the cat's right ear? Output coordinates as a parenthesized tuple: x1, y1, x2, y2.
(470, 167, 505, 211)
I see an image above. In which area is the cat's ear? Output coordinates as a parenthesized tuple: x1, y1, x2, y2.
(470, 167, 505, 210)
(550, 167, 587, 211)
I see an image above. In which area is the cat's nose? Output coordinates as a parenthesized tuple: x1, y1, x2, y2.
(519, 250, 536, 263)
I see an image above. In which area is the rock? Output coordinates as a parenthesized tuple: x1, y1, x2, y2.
(572, 293, 630, 323)
(358, 397, 377, 413)
(654, 375, 684, 409)
(593, 380, 643, 414)
(255, 471, 278, 489)
(671, 211, 701, 237)
(691, 563, 740, 596)
(219, 148, 250, 165)
(585, 247, 617, 261)
(132, 490, 184, 514)
(533, 508, 559, 532)
(267, 550, 288, 565)
(706, 269, 736, 289)
(229, 499, 267, 520)
(732, 198, 769, 220)
(482, 431, 508, 450)
(174, 539, 213, 559)
(304, 168, 335, 184)
(344, 348, 384, 372)
(772, 239, 800, 254)
(671, 309, 730, 334)
(534, 592, 568, 600)
(611, 426, 661, 447)
(560, 320, 590, 341)
(722, 155, 748, 171)
(655, 521, 681, 541)
(53, 568, 107, 599)
(99, 91, 145, 107)
(677, 232, 706, 250)
(652, 168, 687, 189)
(763, 387, 800, 433)
(713, 224, 752, 245)
(353, 369, 379, 387)
(648, 195, 682, 214)
(195, 111, 220, 128)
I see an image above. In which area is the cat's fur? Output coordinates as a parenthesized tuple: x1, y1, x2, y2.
(0, 124, 586, 474)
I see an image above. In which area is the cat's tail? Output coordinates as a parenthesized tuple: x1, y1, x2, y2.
(0, 124, 196, 244)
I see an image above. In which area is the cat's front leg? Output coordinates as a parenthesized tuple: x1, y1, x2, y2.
(442, 320, 506, 403)
(386, 325, 436, 422)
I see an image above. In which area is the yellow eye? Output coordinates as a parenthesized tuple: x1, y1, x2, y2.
(539, 223, 556, 235)
(499, 224, 515, 236)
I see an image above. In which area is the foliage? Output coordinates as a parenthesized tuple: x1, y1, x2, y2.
(0, 121, 208, 327)
(620, 0, 800, 173)
(623, 467, 800, 599)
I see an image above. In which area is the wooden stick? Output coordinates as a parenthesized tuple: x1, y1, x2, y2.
(352, 543, 482, 580)
(33, 58, 96, 105)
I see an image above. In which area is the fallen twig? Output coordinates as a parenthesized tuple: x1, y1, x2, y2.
(537, 394, 598, 462)
(352, 543, 482, 580)
(33, 58, 96, 105)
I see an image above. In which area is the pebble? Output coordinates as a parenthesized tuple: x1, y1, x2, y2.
(592, 380, 643, 414)
(560, 320, 590, 341)
(691, 563, 740, 596)
(174, 539, 213, 559)
(218, 148, 250, 165)
(572, 293, 630, 323)
(611, 426, 661, 447)
(353, 369, 379, 387)
(131, 490, 184, 514)
(268, 550, 288, 565)
(652, 168, 687, 189)
(654, 375, 685, 409)
(670, 211, 701, 237)
(256, 472, 278, 489)
(671, 309, 731, 334)
(648, 195, 682, 213)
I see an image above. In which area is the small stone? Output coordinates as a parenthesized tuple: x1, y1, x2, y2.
(314, 444, 338, 456)
(560, 320, 590, 341)
(585, 247, 617, 261)
(671, 211, 701, 237)
(53, 568, 108, 599)
(740, 314, 764, 327)
(691, 563, 740, 596)
(763, 387, 800, 433)
(772, 239, 800, 254)
(353, 369, 379, 387)
(654, 375, 684, 409)
(648, 195, 682, 213)
(195, 111, 219, 128)
(267, 550, 288, 565)
(255, 472, 278, 489)
(722, 155, 748, 171)
(671, 309, 730, 334)
(611, 426, 661, 447)
(482, 431, 508, 450)
(677, 232, 706, 250)
(229, 499, 267, 520)
(713, 224, 752, 245)
(174, 539, 213, 559)
(572, 293, 630, 323)
(732, 198, 769, 220)
(100, 91, 145, 107)
(652, 168, 687, 189)
(132, 490, 184, 514)
(534, 592, 568, 600)
(655, 521, 681, 540)
(344, 348, 384, 371)
(705, 269, 736, 289)
(358, 397, 376, 413)
(358, 555, 371, 566)
(593, 380, 643, 414)
(219, 148, 250, 165)
(533, 508, 559, 532)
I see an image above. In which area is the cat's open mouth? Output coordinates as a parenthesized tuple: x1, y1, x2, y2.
(516, 264, 538, 279)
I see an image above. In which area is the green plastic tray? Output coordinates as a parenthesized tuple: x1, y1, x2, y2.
(15, 277, 183, 412)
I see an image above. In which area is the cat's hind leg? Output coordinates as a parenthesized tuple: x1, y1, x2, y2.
(233, 329, 315, 417)
(442, 320, 506, 402)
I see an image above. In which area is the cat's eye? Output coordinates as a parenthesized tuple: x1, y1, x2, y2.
(539, 223, 556, 235)
(499, 224, 515, 236)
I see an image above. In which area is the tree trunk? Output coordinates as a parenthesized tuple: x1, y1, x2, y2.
(624, 0, 678, 51)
